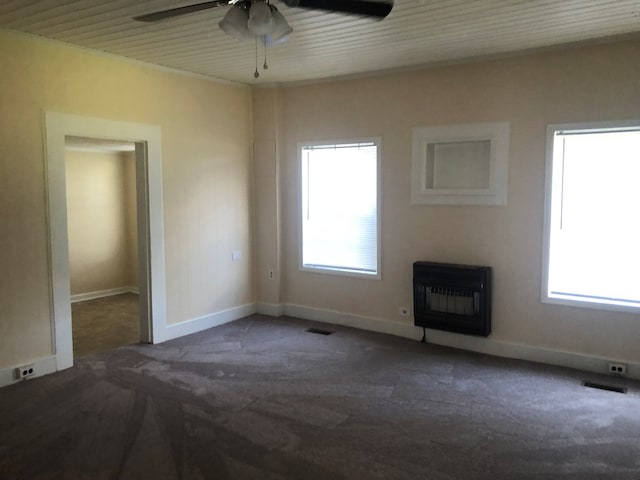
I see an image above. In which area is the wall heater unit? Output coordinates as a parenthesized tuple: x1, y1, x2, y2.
(413, 261, 492, 338)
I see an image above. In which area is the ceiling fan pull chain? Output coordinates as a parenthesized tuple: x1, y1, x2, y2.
(263, 38, 269, 70)
(254, 35, 260, 78)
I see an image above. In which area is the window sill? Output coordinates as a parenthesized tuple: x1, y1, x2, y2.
(300, 265, 381, 281)
(542, 293, 640, 315)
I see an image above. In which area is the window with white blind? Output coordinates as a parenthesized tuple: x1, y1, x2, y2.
(299, 139, 380, 278)
(542, 121, 640, 312)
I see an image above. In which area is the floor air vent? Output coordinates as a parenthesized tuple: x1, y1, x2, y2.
(306, 328, 333, 336)
(582, 381, 627, 394)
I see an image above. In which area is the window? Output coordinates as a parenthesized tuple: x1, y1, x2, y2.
(543, 121, 640, 311)
(300, 139, 380, 278)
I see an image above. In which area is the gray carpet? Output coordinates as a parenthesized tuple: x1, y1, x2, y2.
(72, 293, 140, 357)
(1, 315, 639, 479)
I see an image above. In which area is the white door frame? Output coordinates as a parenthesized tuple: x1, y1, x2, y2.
(44, 112, 168, 370)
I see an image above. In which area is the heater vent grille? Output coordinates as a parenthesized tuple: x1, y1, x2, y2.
(582, 381, 627, 394)
(413, 261, 491, 337)
(306, 328, 334, 336)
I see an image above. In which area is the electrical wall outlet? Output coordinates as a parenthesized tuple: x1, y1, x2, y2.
(608, 362, 627, 375)
(398, 306, 410, 316)
(15, 364, 35, 380)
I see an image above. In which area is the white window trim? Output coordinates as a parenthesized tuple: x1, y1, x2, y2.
(297, 137, 382, 280)
(541, 118, 640, 314)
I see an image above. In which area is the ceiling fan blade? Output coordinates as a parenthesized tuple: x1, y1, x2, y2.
(281, 0, 393, 19)
(133, 1, 232, 22)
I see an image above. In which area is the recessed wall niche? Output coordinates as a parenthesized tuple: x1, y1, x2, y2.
(411, 122, 509, 206)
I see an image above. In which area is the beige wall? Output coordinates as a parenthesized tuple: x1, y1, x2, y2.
(0, 31, 253, 368)
(65, 149, 137, 295)
(254, 38, 640, 363)
(2, 26, 638, 374)
(123, 151, 139, 288)
(252, 88, 283, 306)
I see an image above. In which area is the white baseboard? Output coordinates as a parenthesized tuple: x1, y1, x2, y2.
(158, 303, 256, 343)
(284, 303, 640, 381)
(285, 303, 419, 339)
(0, 356, 58, 389)
(71, 286, 139, 303)
(256, 302, 285, 317)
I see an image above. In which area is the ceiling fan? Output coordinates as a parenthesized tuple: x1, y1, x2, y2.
(134, 1, 393, 40)
(134, 0, 393, 78)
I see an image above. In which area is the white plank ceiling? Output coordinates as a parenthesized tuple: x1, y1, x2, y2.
(1, 0, 639, 85)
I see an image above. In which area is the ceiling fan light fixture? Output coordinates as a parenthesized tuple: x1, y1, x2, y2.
(247, 1, 274, 35)
(265, 6, 293, 44)
(218, 3, 251, 41)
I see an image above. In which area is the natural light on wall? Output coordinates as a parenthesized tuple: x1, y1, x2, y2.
(300, 140, 380, 278)
(544, 122, 640, 311)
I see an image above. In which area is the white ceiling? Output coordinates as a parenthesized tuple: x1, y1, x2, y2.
(1, 0, 639, 85)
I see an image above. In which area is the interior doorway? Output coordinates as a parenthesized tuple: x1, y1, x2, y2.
(45, 113, 168, 371)
(64, 137, 141, 356)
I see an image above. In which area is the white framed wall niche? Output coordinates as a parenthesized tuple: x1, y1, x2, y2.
(411, 122, 509, 206)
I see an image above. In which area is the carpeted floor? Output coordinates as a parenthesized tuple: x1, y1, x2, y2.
(72, 293, 140, 357)
(1, 315, 639, 479)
